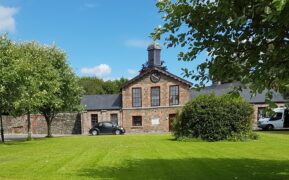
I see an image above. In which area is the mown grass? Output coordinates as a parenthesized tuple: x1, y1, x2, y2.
(0, 132, 289, 180)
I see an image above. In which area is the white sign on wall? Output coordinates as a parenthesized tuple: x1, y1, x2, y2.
(151, 118, 160, 125)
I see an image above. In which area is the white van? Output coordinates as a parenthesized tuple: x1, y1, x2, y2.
(257, 108, 289, 130)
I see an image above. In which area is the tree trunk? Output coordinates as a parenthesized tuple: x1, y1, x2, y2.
(46, 120, 52, 138)
(27, 110, 32, 141)
(0, 114, 4, 143)
(44, 115, 53, 138)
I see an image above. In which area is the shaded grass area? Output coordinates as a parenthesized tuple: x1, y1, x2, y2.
(0, 132, 289, 180)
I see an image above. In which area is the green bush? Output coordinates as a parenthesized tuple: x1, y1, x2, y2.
(173, 94, 255, 141)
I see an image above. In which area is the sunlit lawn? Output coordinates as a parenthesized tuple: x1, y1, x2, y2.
(0, 132, 289, 180)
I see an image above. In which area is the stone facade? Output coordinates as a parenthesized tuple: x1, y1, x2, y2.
(3, 113, 81, 134)
(81, 110, 121, 134)
(121, 71, 191, 133)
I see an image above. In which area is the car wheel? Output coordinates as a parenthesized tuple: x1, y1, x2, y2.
(266, 125, 274, 131)
(115, 130, 121, 135)
(91, 130, 98, 136)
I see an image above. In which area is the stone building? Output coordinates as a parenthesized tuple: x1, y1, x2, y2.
(80, 43, 288, 134)
(4, 43, 288, 135)
(81, 43, 192, 134)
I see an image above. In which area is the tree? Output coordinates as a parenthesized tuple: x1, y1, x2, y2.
(78, 77, 128, 95)
(15, 42, 60, 140)
(37, 45, 83, 137)
(152, 0, 289, 98)
(173, 94, 255, 141)
(0, 35, 21, 143)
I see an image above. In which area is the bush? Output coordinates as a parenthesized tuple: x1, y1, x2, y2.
(173, 94, 255, 141)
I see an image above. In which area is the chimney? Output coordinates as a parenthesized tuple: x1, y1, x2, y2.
(147, 43, 161, 67)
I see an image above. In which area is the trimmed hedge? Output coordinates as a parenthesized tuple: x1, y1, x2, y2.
(173, 94, 256, 141)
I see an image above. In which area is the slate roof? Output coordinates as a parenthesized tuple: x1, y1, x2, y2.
(81, 94, 121, 111)
(121, 67, 192, 89)
(190, 81, 288, 104)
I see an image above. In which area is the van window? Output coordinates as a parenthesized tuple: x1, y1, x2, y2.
(270, 112, 283, 121)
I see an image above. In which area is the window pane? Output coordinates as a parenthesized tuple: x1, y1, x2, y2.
(91, 114, 98, 127)
(132, 116, 142, 126)
(110, 114, 118, 125)
(151, 87, 160, 106)
(257, 107, 266, 120)
(170, 85, 179, 105)
(132, 88, 141, 107)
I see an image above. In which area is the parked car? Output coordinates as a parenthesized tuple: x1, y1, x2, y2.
(89, 121, 125, 135)
(258, 108, 289, 130)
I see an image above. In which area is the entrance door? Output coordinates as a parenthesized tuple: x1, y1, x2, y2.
(169, 114, 176, 132)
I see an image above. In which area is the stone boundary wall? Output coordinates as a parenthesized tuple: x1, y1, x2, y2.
(3, 113, 81, 135)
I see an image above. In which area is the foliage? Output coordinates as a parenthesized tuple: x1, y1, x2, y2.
(0, 36, 83, 139)
(0, 133, 289, 179)
(173, 94, 255, 141)
(152, 0, 289, 99)
(140, 60, 167, 73)
(14, 42, 62, 140)
(0, 35, 22, 142)
(33, 44, 83, 137)
(78, 77, 128, 95)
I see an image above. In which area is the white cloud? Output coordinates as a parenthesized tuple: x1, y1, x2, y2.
(0, 6, 18, 33)
(125, 39, 151, 48)
(128, 69, 138, 75)
(80, 64, 112, 77)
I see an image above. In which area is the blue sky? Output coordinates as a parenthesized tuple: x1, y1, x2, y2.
(0, 0, 206, 81)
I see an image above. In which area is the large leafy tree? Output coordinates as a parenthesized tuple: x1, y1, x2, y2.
(0, 36, 21, 143)
(15, 42, 60, 140)
(152, 0, 289, 98)
(37, 45, 83, 137)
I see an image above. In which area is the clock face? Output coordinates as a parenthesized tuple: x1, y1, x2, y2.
(150, 72, 161, 83)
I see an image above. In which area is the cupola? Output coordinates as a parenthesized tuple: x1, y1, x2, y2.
(147, 42, 161, 67)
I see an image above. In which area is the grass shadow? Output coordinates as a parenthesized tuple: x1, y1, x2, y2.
(77, 158, 289, 180)
(0, 136, 53, 146)
(258, 130, 289, 135)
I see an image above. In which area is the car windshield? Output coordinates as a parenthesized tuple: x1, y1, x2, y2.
(270, 112, 283, 121)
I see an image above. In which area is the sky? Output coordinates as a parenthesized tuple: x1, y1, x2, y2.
(0, 0, 207, 81)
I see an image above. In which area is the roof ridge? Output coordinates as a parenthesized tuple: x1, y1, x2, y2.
(83, 94, 120, 96)
(121, 67, 192, 88)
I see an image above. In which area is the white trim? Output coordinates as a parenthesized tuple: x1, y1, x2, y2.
(122, 105, 183, 110)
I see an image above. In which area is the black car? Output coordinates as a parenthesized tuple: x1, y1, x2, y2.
(89, 121, 125, 135)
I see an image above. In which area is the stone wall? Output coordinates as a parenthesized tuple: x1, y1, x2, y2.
(81, 110, 121, 134)
(3, 113, 81, 135)
(122, 107, 182, 133)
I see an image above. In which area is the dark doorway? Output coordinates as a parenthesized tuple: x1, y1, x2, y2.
(284, 109, 289, 128)
(169, 114, 176, 132)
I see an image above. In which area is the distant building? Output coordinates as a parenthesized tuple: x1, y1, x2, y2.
(80, 43, 288, 134)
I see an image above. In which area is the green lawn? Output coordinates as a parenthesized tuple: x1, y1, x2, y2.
(1, 132, 289, 180)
